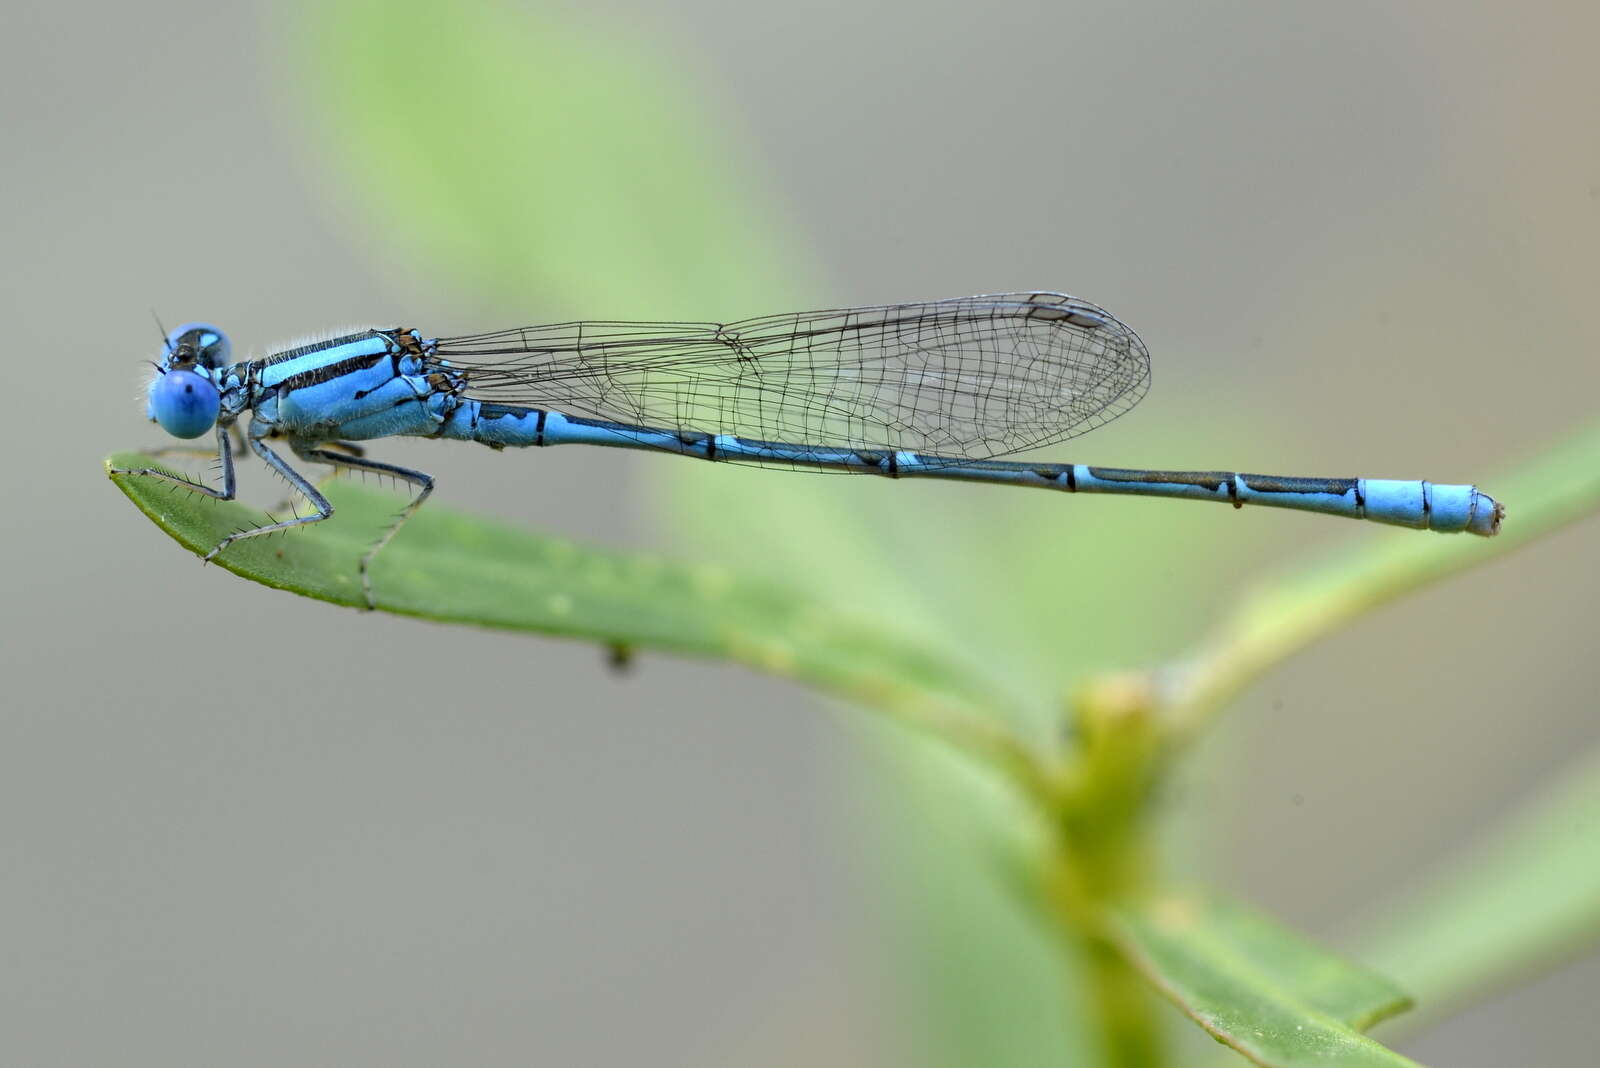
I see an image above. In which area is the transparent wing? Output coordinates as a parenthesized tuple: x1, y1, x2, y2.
(431, 292, 1151, 461)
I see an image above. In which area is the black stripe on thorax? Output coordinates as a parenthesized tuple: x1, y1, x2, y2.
(273, 350, 397, 393)
(259, 330, 382, 365)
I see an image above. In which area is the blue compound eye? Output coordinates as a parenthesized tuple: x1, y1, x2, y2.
(149, 368, 220, 438)
(164, 322, 231, 369)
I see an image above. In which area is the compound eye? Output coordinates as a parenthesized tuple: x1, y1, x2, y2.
(149, 368, 220, 438)
(165, 322, 231, 369)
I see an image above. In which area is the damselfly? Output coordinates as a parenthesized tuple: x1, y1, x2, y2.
(118, 292, 1502, 606)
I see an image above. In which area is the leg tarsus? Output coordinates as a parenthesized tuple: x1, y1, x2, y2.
(111, 422, 238, 500)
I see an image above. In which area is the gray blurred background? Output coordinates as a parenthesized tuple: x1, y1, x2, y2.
(2, 0, 1596, 1064)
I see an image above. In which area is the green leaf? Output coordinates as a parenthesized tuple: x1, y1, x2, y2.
(1111, 890, 1420, 1067)
(281, 0, 809, 321)
(1355, 748, 1600, 1028)
(107, 452, 1047, 785)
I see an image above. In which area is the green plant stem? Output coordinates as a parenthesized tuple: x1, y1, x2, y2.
(1041, 673, 1168, 1066)
(1043, 842, 1166, 1067)
(1077, 932, 1167, 1068)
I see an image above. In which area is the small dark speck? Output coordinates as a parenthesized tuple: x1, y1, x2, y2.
(1291, 793, 1305, 807)
(1270, 697, 1284, 712)
(606, 643, 635, 674)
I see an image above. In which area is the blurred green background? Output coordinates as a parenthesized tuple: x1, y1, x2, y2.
(3, 0, 1597, 1063)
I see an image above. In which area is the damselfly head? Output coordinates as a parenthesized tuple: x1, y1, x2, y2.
(145, 322, 226, 437)
(146, 366, 220, 439)
(161, 322, 231, 371)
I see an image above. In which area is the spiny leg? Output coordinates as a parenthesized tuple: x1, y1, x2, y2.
(110, 421, 238, 501)
(265, 440, 366, 512)
(203, 434, 334, 563)
(298, 446, 433, 609)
